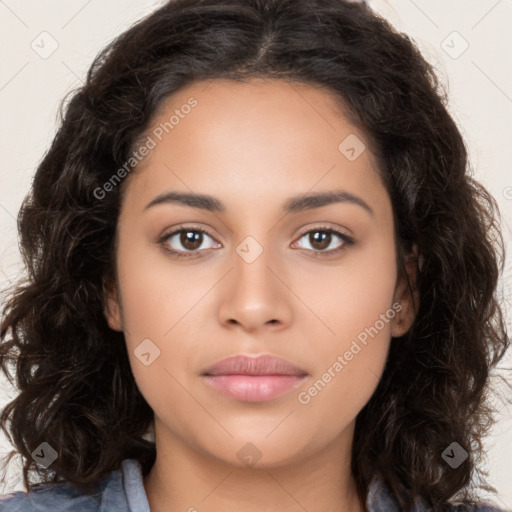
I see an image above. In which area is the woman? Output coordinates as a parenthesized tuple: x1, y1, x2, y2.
(1, 0, 510, 510)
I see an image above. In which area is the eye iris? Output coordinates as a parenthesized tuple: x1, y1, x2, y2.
(173, 229, 338, 253)
(181, 230, 202, 250)
(310, 231, 331, 250)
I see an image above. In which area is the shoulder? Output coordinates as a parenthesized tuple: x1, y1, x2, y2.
(451, 505, 511, 512)
(0, 481, 100, 511)
(366, 477, 510, 512)
(431, 498, 511, 512)
(0, 459, 148, 512)
(448, 506, 510, 512)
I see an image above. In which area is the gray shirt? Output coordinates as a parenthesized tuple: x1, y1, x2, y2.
(0, 459, 508, 511)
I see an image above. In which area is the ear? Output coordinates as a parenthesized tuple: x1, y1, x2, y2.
(391, 243, 420, 338)
(102, 278, 123, 332)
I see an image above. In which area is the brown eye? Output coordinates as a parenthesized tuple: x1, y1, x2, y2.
(293, 227, 354, 257)
(308, 231, 332, 251)
(179, 230, 203, 251)
(160, 227, 218, 257)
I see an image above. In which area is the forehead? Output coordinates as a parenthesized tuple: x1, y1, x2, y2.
(122, 78, 389, 218)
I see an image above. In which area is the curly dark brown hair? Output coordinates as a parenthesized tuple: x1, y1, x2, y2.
(0, 0, 509, 510)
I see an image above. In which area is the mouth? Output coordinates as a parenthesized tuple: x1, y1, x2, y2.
(201, 354, 308, 402)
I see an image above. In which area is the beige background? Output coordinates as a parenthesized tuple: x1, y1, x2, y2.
(0, 0, 511, 507)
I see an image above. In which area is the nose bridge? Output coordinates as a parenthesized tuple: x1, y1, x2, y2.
(218, 230, 292, 329)
(228, 207, 279, 277)
(233, 232, 279, 296)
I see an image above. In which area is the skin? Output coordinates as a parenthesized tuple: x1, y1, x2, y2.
(104, 78, 419, 512)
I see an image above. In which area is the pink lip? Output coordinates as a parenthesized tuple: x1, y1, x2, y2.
(201, 355, 308, 402)
(203, 375, 307, 402)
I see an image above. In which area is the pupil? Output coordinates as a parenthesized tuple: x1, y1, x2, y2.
(311, 231, 330, 250)
(181, 231, 201, 250)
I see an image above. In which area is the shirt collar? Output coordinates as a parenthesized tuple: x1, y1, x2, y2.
(121, 459, 427, 512)
(366, 476, 430, 512)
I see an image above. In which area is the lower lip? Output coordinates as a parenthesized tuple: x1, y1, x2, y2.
(202, 375, 307, 402)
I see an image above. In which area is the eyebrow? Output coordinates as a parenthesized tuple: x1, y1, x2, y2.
(144, 189, 374, 216)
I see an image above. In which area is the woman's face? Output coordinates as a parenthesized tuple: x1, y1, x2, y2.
(105, 78, 416, 468)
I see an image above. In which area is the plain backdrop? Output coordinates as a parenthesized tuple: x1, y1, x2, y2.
(0, 0, 511, 507)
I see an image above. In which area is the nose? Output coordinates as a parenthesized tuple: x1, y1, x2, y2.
(217, 241, 293, 333)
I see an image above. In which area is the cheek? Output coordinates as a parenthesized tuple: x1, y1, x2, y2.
(114, 231, 215, 399)
(115, 232, 202, 343)
(297, 232, 398, 344)
(293, 237, 397, 417)
(295, 337, 390, 450)
(297, 285, 396, 440)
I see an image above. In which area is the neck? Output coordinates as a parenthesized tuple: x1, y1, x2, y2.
(143, 420, 366, 512)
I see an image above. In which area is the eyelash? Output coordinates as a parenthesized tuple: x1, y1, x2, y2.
(158, 224, 354, 259)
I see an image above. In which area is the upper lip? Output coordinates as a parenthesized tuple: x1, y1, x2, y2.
(202, 355, 308, 376)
